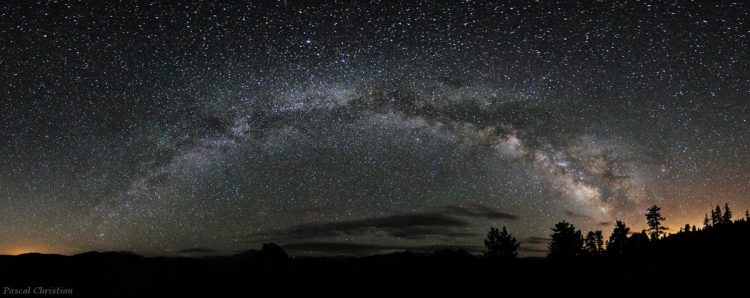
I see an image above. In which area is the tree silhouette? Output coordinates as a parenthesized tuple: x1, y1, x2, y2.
(704, 213, 711, 228)
(594, 230, 604, 253)
(722, 203, 732, 224)
(746, 210, 749, 221)
(626, 230, 650, 254)
(584, 230, 604, 255)
(645, 205, 667, 240)
(548, 221, 583, 259)
(692, 225, 696, 232)
(484, 226, 519, 260)
(711, 205, 722, 226)
(606, 220, 630, 256)
(683, 224, 691, 233)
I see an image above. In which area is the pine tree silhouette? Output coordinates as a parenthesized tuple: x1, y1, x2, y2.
(746, 210, 749, 221)
(606, 220, 630, 256)
(711, 205, 722, 226)
(683, 224, 690, 233)
(594, 230, 604, 253)
(548, 221, 583, 259)
(722, 203, 732, 224)
(584, 231, 604, 255)
(484, 226, 519, 260)
(704, 213, 711, 228)
(645, 205, 667, 240)
(626, 230, 650, 254)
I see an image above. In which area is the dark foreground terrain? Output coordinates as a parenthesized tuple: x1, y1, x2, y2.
(1, 223, 749, 297)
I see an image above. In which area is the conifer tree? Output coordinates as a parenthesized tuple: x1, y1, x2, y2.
(548, 221, 583, 259)
(484, 226, 519, 260)
(584, 230, 604, 255)
(645, 205, 667, 240)
(711, 205, 722, 225)
(722, 203, 732, 224)
(606, 221, 630, 256)
(704, 213, 711, 228)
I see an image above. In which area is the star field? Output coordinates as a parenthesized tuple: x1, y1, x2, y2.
(0, 1, 748, 256)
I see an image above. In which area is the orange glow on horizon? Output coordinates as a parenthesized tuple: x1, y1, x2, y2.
(0, 244, 67, 256)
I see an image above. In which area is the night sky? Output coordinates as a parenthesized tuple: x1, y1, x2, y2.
(1, 1, 748, 257)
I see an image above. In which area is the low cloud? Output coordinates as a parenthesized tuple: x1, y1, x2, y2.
(564, 209, 593, 220)
(281, 241, 484, 255)
(444, 204, 518, 220)
(173, 247, 217, 254)
(247, 204, 516, 243)
(252, 212, 469, 241)
(523, 237, 551, 244)
(282, 242, 404, 255)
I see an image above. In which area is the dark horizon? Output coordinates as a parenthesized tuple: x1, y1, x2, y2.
(1, 216, 749, 296)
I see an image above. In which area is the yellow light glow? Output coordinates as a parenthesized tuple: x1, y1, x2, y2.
(0, 244, 61, 256)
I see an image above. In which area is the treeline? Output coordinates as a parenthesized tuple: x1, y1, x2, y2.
(484, 204, 750, 259)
